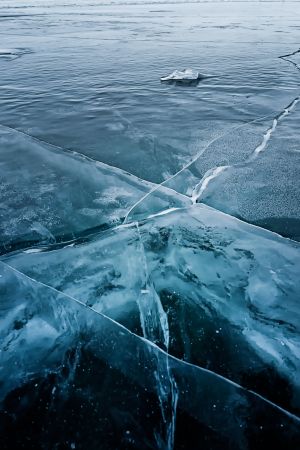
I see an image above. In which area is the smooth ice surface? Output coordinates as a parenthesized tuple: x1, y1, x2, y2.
(0, 125, 189, 254)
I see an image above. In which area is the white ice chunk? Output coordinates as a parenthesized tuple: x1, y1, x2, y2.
(161, 68, 203, 82)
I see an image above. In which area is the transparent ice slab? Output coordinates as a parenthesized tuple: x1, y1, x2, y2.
(0, 125, 189, 254)
(1, 261, 300, 449)
(4, 203, 300, 417)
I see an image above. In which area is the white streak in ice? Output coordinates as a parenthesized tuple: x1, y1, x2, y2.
(250, 97, 300, 161)
(192, 166, 228, 203)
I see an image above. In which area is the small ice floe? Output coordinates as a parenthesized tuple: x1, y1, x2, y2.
(0, 48, 31, 60)
(160, 68, 205, 83)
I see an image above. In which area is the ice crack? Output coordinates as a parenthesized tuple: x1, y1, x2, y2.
(1, 260, 299, 427)
(134, 223, 178, 449)
(279, 47, 300, 72)
(191, 47, 300, 203)
(192, 95, 300, 203)
(191, 166, 228, 204)
(135, 222, 169, 349)
(124, 111, 280, 223)
(0, 122, 189, 203)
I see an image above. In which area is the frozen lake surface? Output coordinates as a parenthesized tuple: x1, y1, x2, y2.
(0, 1, 300, 448)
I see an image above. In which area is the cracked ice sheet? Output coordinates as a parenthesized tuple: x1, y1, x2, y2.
(4, 203, 300, 417)
(1, 261, 300, 449)
(1, 3, 300, 186)
(198, 103, 300, 241)
(126, 91, 300, 222)
(139, 204, 300, 416)
(124, 119, 272, 218)
(2, 223, 170, 348)
(0, 125, 189, 254)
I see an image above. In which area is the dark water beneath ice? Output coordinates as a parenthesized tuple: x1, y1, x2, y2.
(0, 1, 300, 449)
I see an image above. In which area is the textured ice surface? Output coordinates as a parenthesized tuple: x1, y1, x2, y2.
(196, 96, 300, 240)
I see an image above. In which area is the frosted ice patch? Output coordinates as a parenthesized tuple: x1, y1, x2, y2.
(161, 68, 205, 82)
